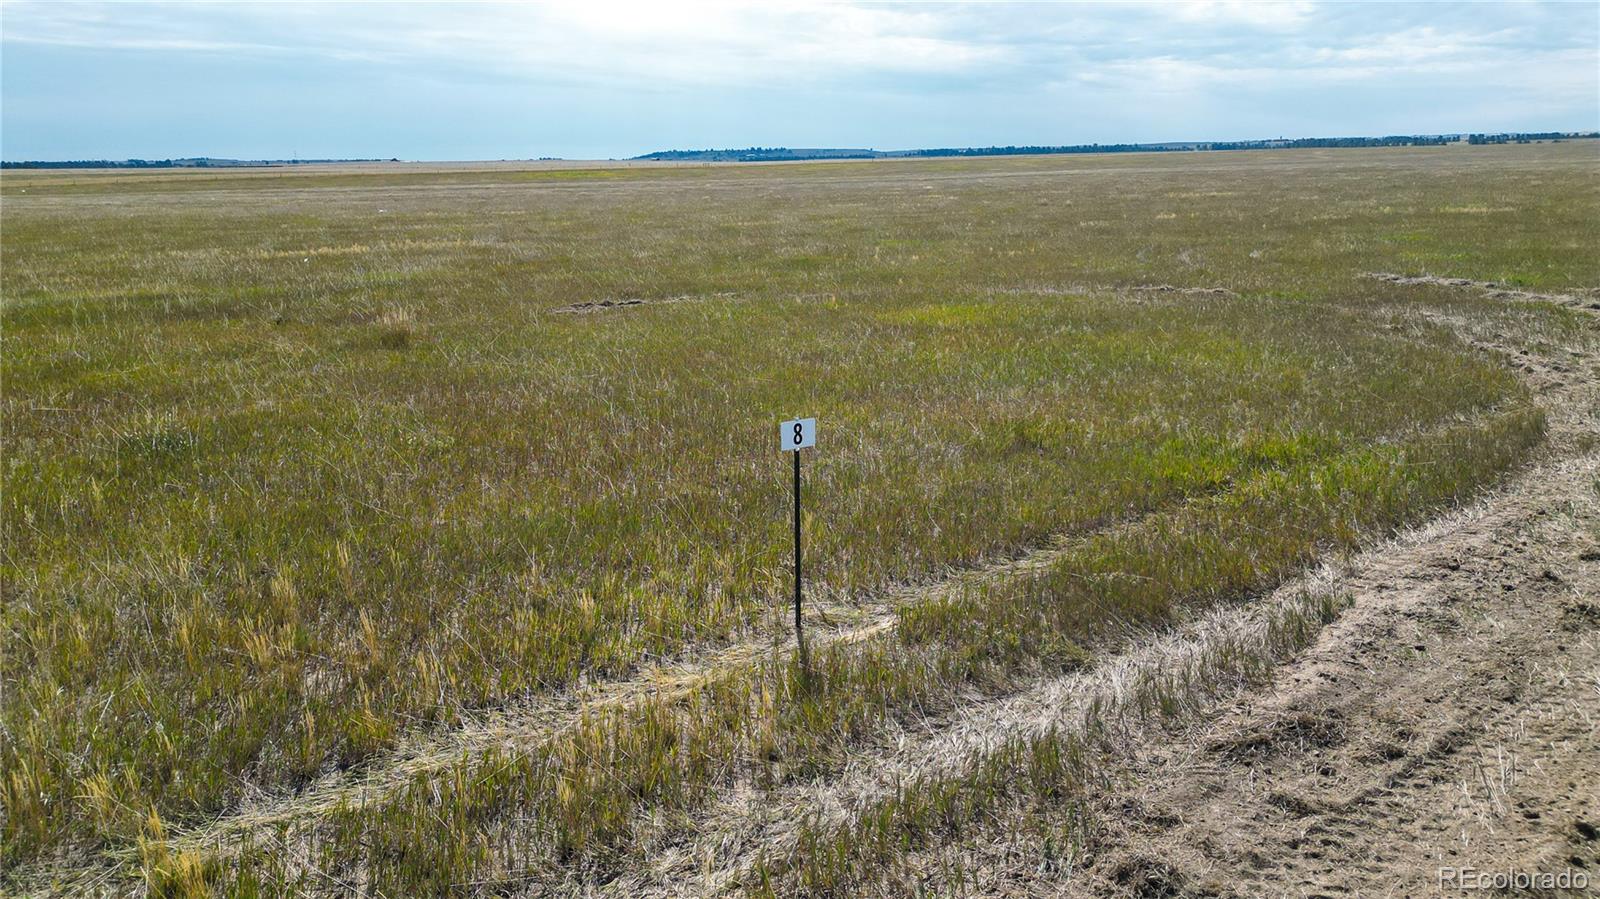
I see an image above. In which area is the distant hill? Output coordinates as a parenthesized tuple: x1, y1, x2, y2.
(632, 132, 1598, 162)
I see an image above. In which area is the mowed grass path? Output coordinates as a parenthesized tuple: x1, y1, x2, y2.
(2, 144, 1595, 882)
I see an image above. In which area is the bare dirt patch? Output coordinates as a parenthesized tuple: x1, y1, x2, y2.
(1365, 272, 1600, 312)
(551, 293, 736, 314)
(1061, 457, 1600, 898)
(552, 298, 649, 313)
(1129, 284, 1238, 297)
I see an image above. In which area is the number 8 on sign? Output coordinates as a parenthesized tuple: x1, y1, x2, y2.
(779, 417, 816, 451)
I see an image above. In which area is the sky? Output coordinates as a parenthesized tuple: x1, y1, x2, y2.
(2, 1, 1596, 161)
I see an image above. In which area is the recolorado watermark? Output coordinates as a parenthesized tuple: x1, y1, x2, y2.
(1438, 866, 1589, 891)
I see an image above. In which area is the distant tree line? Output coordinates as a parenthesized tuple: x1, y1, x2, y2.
(1202, 135, 1454, 150)
(1465, 132, 1595, 145)
(633, 132, 1598, 163)
(910, 143, 1173, 157)
(3, 158, 184, 169)
(2, 157, 395, 170)
(635, 147, 878, 162)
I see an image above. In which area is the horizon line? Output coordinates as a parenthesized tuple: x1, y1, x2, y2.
(5, 128, 1598, 166)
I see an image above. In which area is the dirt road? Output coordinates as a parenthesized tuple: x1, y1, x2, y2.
(1035, 288, 1599, 898)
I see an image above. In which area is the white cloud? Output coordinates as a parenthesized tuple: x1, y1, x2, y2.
(5, 0, 1593, 92)
(0, 1, 1015, 84)
(2, 0, 1594, 157)
(1168, 1, 1316, 30)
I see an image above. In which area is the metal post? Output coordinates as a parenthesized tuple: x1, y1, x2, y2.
(793, 447, 807, 668)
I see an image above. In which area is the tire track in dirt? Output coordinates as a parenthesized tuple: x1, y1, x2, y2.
(609, 566, 1355, 897)
(896, 286, 1600, 897)
(140, 508, 1161, 867)
(1365, 271, 1600, 313)
(1054, 455, 1600, 899)
(4, 519, 1146, 896)
(10, 527, 1121, 894)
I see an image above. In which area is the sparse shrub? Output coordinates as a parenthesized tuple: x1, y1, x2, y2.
(374, 306, 415, 348)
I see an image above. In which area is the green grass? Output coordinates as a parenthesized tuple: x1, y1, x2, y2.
(2, 142, 1596, 891)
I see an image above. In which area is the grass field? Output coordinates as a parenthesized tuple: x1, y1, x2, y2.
(3, 142, 1597, 895)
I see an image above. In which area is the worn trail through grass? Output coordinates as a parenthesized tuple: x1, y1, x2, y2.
(1364, 272, 1600, 312)
(158, 506, 1141, 860)
(612, 572, 1354, 896)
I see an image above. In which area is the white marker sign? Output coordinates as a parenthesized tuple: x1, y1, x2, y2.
(779, 417, 816, 452)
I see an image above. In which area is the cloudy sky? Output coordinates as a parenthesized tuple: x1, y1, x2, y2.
(2, 1, 1596, 160)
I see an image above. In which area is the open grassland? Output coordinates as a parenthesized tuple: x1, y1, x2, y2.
(3, 143, 1597, 895)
